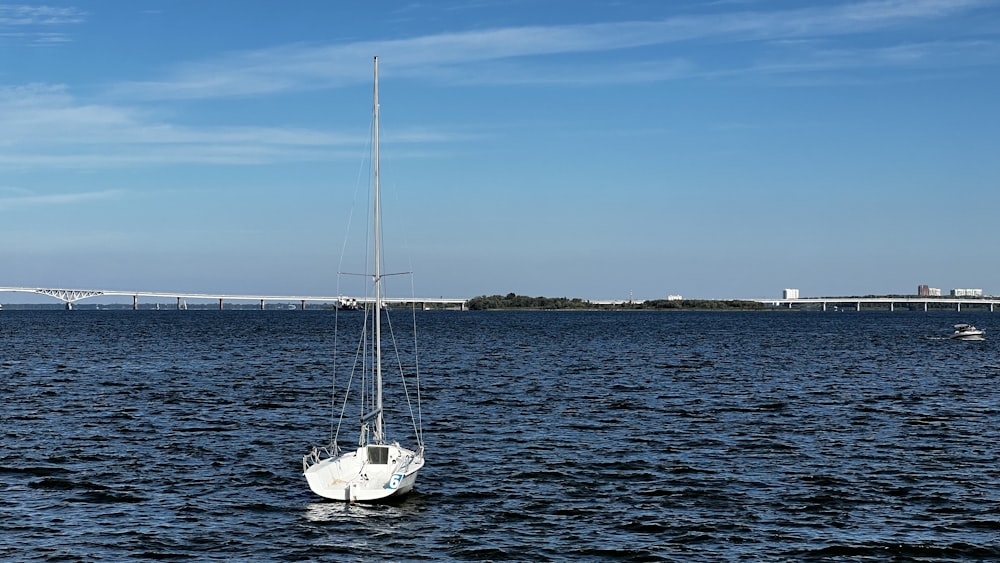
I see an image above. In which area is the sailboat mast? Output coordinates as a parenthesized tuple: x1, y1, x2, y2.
(373, 56, 384, 444)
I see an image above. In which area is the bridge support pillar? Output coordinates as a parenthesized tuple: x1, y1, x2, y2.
(890, 302, 894, 312)
(65, 301, 73, 310)
(822, 302, 827, 312)
(260, 299, 265, 310)
(177, 297, 182, 310)
(133, 295, 139, 310)
(218, 298, 224, 310)
(957, 302, 961, 312)
(856, 301, 860, 311)
(301, 300, 306, 310)
(924, 302, 928, 312)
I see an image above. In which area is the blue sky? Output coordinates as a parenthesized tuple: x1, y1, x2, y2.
(1, 0, 998, 301)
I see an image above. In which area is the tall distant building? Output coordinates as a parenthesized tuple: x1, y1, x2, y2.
(918, 285, 942, 296)
(783, 288, 799, 299)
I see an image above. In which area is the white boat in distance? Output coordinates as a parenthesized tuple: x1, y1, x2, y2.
(302, 57, 425, 502)
(950, 324, 985, 341)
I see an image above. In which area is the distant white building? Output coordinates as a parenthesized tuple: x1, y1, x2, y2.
(667, 294, 683, 301)
(783, 288, 799, 299)
(951, 288, 983, 297)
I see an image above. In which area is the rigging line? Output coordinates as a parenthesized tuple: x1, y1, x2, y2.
(367, 298, 380, 441)
(368, 108, 423, 445)
(330, 304, 338, 443)
(365, 66, 424, 445)
(332, 324, 367, 450)
(336, 111, 372, 283)
(383, 299, 423, 447)
(330, 88, 374, 446)
(364, 177, 374, 304)
(368, 95, 418, 302)
(409, 274, 424, 447)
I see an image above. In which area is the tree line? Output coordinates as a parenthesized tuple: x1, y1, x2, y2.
(466, 293, 765, 311)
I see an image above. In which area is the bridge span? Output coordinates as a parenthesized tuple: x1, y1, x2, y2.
(0, 287, 469, 310)
(755, 296, 1000, 312)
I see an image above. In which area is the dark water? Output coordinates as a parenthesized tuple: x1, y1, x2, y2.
(2, 310, 999, 561)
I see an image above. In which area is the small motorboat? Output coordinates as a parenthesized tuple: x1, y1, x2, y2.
(950, 324, 985, 340)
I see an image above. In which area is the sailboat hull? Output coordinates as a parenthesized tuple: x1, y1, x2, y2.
(304, 443, 424, 503)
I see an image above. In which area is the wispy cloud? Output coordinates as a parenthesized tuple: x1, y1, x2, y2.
(709, 38, 1000, 85)
(0, 188, 119, 210)
(0, 4, 84, 25)
(0, 3, 85, 46)
(0, 82, 465, 168)
(109, 0, 995, 99)
(0, 83, 382, 168)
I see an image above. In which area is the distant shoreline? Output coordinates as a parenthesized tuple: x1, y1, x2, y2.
(3, 292, 998, 312)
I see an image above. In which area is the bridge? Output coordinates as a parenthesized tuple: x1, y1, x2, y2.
(3, 286, 997, 313)
(0, 287, 469, 311)
(754, 296, 1000, 312)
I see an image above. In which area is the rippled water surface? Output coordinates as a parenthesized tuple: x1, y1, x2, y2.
(2, 310, 999, 561)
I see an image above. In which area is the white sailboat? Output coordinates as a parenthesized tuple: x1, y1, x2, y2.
(303, 56, 425, 502)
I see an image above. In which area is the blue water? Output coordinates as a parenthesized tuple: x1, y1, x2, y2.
(1, 310, 999, 561)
